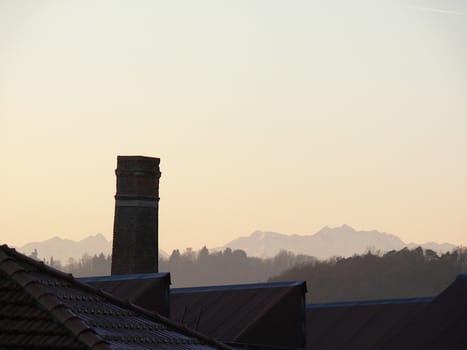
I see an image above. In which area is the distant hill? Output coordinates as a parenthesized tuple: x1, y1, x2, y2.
(17, 234, 169, 263)
(16, 226, 456, 264)
(269, 245, 467, 303)
(224, 225, 456, 260)
(17, 234, 112, 263)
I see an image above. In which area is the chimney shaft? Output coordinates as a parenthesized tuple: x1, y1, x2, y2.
(111, 156, 161, 275)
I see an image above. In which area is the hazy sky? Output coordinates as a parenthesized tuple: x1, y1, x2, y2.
(1, 0, 466, 252)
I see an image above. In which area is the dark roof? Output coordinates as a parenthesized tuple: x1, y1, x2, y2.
(172, 281, 305, 293)
(307, 297, 431, 350)
(378, 274, 467, 349)
(171, 281, 307, 350)
(80, 273, 171, 317)
(308, 296, 433, 309)
(0, 244, 233, 350)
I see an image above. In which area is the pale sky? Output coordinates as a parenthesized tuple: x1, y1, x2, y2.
(1, 0, 466, 252)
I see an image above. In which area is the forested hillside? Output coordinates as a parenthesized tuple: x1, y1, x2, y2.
(269, 247, 467, 303)
(159, 247, 315, 286)
(37, 246, 467, 302)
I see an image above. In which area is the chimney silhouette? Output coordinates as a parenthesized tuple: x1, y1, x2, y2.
(111, 155, 161, 275)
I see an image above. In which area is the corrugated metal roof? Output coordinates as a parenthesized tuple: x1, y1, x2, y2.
(171, 281, 307, 349)
(0, 244, 233, 350)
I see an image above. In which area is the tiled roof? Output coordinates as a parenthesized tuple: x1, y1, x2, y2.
(0, 268, 89, 350)
(0, 244, 233, 350)
(171, 281, 307, 349)
(80, 273, 171, 317)
(306, 297, 431, 350)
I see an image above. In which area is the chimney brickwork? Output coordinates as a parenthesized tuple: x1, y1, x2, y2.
(111, 156, 161, 275)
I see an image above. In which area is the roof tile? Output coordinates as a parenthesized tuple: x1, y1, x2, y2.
(0, 244, 233, 350)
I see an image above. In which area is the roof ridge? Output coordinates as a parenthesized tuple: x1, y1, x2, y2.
(171, 280, 306, 294)
(0, 245, 110, 350)
(0, 244, 234, 350)
(307, 297, 433, 309)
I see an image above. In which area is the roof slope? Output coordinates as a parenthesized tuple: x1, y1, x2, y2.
(0, 268, 89, 350)
(171, 281, 307, 349)
(306, 298, 431, 350)
(0, 244, 232, 350)
(378, 274, 467, 349)
(80, 273, 171, 317)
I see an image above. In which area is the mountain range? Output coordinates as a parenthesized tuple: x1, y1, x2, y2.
(17, 234, 113, 263)
(16, 233, 169, 263)
(223, 225, 456, 260)
(15, 225, 456, 262)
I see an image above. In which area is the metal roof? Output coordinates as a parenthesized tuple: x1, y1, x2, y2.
(308, 296, 433, 309)
(79, 272, 170, 283)
(307, 274, 467, 350)
(171, 281, 307, 349)
(306, 296, 430, 350)
(378, 274, 467, 349)
(171, 280, 306, 294)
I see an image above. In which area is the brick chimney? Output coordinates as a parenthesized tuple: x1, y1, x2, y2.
(111, 156, 161, 275)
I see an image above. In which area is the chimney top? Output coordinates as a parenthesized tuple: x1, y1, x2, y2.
(116, 155, 160, 171)
(111, 155, 161, 275)
(117, 155, 160, 160)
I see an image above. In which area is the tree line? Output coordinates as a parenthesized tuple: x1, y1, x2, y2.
(29, 248, 112, 277)
(160, 246, 316, 286)
(30, 246, 315, 283)
(31, 246, 467, 302)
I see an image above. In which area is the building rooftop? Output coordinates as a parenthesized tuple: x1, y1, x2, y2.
(306, 297, 431, 350)
(171, 281, 307, 349)
(80, 273, 171, 317)
(171, 280, 306, 294)
(0, 244, 232, 350)
(378, 274, 467, 349)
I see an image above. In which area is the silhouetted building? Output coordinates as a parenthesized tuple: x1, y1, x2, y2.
(307, 297, 432, 350)
(6, 155, 467, 350)
(0, 244, 232, 350)
(171, 281, 308, 350)
(111, 155, 161, 275)
(80, 272, 171, 317)
(379, 274, 467, 349)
